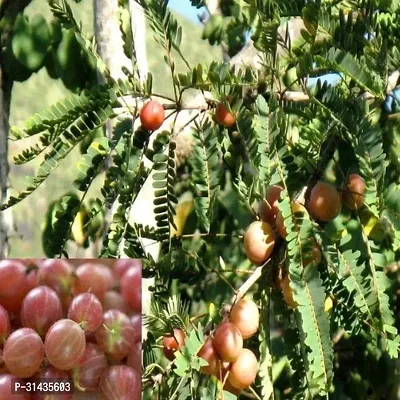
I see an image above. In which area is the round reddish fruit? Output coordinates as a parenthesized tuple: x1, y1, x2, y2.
(227, 348, 258, 390)
(20, 286, 63, 337)
(98, 365, 140, 400)
(215, 102, 236, 127)
(130, 313, 142, 343)
(26, 269, 39, 292)
(114, 259, 142, 279)
(4, 328, 44, 378)
(308, 181, 342, 222)
(140, 100, 165, 131)
(258, 185, 284, 226)
(244, 221, 275, 264)
(67, 293, 103, 333)
(127, 341, 141, 374)
(0, 289, 29, 315)
(71, 343, 108, 392)
(0, 374, 30, 400)
(213, 322, 243, 363)
(103, 290, 130, 315)
(276, 202, 308, 239)
(0, 306, 11, 347)
(73, 263, 108, 302)
(197, 337, 219, 376)
(38, 259, 73, 296)
(162, 328, 186, 361)
(121, 266, 142, 313)
(229, 298, 259, 339)
(282, 275, 298, 309)
(95, 310, 136, 361)
(343, 174, 366, 210)
(96, 264, 117, 291)
(45, 319, 86, 371)
(303, 240, 321, 267)
(0, 260, 27, 298)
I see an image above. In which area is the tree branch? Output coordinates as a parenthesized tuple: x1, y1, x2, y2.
(130, 0, 148, 84)
(0, 0, 31, 257)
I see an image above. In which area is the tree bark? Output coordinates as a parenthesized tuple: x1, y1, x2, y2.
(94, 0, 132, 81)
(0, 0, 32, 258)
(94, 0, 134, 257)
(0, 67, 12, 258)
(129, 0, 148, 84)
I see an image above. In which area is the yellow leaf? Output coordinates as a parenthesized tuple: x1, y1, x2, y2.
(171, 200, 194, 237)
(324, 296, 333, 314)
(208, 303, 218, 320)
(71, 208, 88, 246)
(359, 208, 383, 240)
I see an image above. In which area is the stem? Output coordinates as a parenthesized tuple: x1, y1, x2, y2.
(180, 232, 243, 239)
(169, 375, 186, 400)
(208, 268, 253, 275)
(216, 269, 237, 293)
(332, 328, 345, 345)
(152, 93, 176, 102)
(189, 313, 208, 324)
(248, 386, 262, 400)
(230, 259, 271, 305)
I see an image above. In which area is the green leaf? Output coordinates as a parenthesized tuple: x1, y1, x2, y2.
(315, 48, 383, 97)
(42, 193, 81, 257)
(11, 14, 51, 72)
(189, 122, 222, 232)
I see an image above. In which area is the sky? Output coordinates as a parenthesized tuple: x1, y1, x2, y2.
(169, 0, 203, 23)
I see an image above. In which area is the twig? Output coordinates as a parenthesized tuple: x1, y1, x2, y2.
(169, 375, 187, 400)
(189, 313, 208, 323)
(248, 386, 262, 400)
(209, 268, 253, 275)
(230, 258, 272, 305)
(332, 328, 345, 345)
(294, 186, 308, 205)
(180, 232, 243, 239)
(279, 91, 310, 102)
(216, 270, 237, 293)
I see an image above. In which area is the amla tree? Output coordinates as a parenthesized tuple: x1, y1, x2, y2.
(2, 0, 400, 399)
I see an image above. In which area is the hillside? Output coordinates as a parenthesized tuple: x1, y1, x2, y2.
(8, 0, 222, 257)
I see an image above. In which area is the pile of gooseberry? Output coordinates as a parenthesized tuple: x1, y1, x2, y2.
(0, 259, 141, 400)
(162, 298, 260, 396)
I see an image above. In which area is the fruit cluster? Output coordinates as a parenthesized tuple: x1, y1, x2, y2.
(139, 98, 237, 132)
(245, 175, 366, 307)
(162, 298, 260, 396)
(0, 259, 142, 400)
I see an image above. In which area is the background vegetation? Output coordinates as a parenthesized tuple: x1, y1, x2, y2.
(7, 0, 220, 257)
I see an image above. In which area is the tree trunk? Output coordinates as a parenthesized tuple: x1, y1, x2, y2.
(129, 0, 148, 84)
(0, 67, 12, 258)
(0, 0, 32, 257)
(94, 0, 132, 81)
(94, 0, 134, 257)
(94, 0, 154, 328)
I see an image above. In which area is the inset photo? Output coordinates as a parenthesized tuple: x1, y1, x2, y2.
(0, 258, 141, 400)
